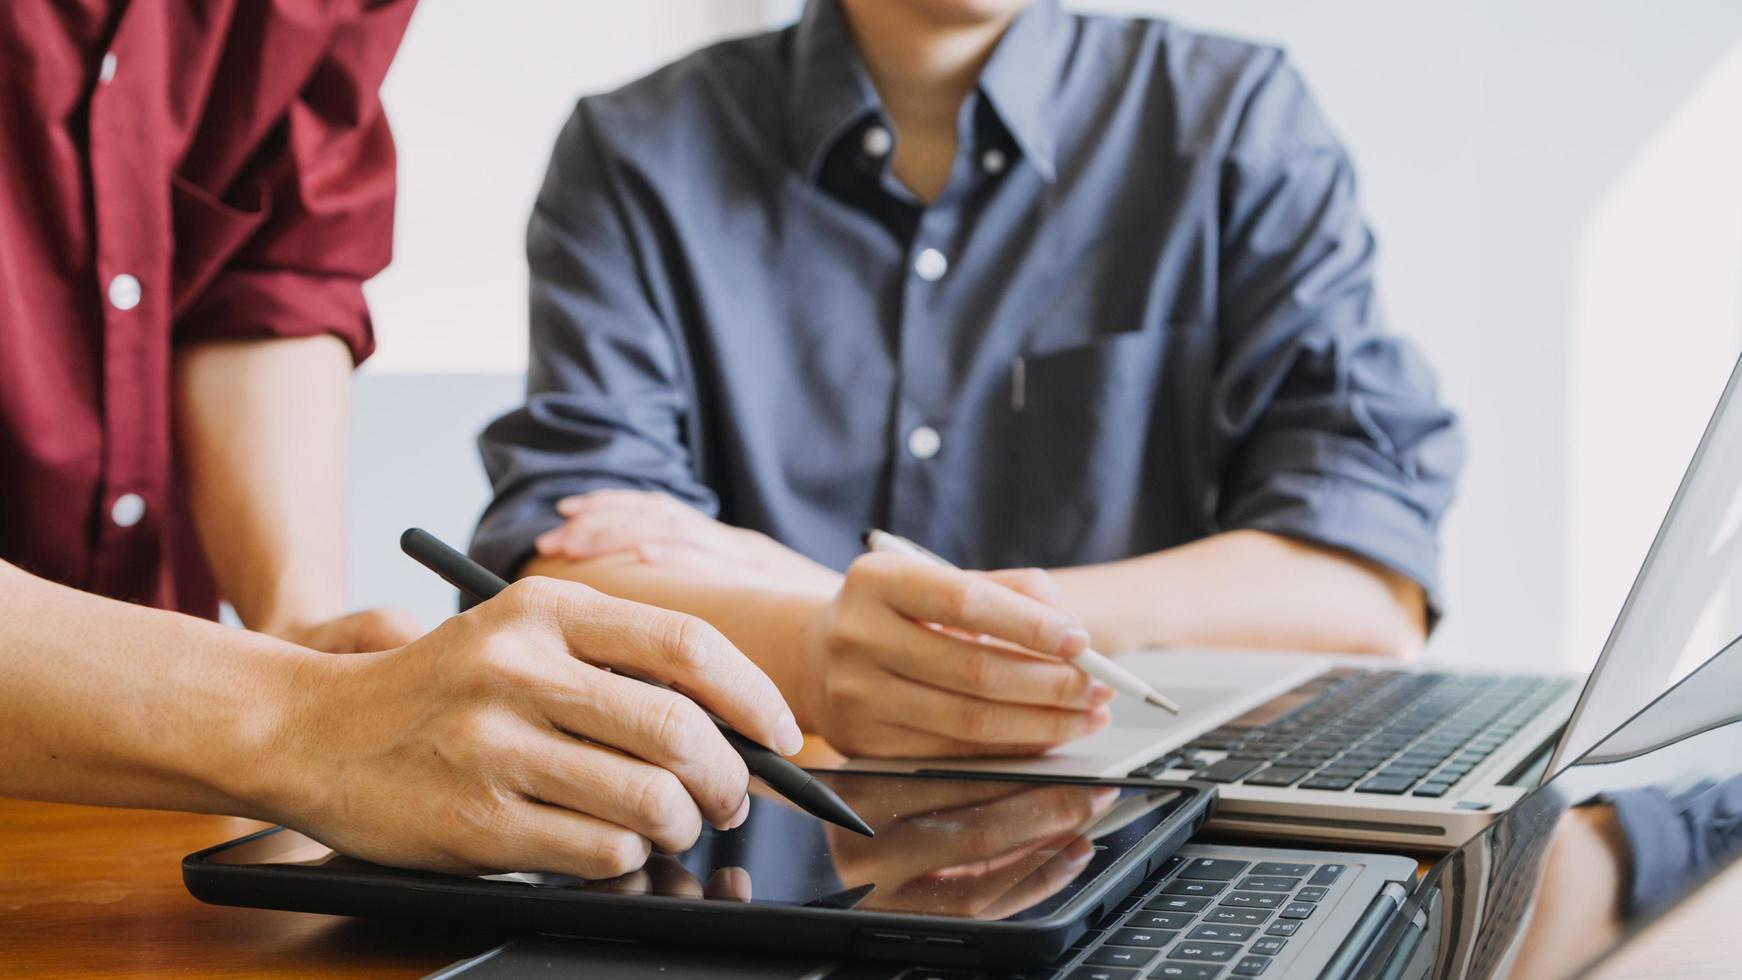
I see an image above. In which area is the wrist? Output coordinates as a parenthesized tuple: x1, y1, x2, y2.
(775, 590, 837, 734)
(213, 639, 354, 825)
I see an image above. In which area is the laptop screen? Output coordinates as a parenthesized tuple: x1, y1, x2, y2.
(1548, 352, 1742, 776)
(1390, 631, 1742, 980)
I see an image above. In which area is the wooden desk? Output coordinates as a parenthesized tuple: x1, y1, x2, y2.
(0, 799, 504, 977)
(2, 796, 1736, 978)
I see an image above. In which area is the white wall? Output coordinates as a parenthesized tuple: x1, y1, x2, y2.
(364, 0, 770, 374)
(354, 1, 1742, 669)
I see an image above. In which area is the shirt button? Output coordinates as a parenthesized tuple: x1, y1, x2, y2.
(108, 274, 141, 311)
(913, 248, 949, 282)
(862, 125, 893, 159)
(907, 425, 942, 460)
(110, 493, 146, 529)
(981, 148, 1008, 175)
(99, 51, 118, 85)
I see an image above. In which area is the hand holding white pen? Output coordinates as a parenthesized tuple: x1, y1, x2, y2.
(862, 529, 1181, 714)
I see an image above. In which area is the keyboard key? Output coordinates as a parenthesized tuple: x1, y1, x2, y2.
(1198, 759, 1263, 783)
(1376, 764, 1432, 780)
(1243, 766, 1311, 787)
(1130, 755, 1186, 778)
(1127, 911, 1193, 931)
(1413, 782, 1453, 798)
(1167, 941, 1241, 962)
(1188, 924, 1255, 942)
(1232, 956, 1273, 976)
(1108, 928, 1176, 948)
(1300, 775, 1357, 791)
(1184, 727, 1254, 751)
(1355, 776, 1417, 794)
(1250, 937, 1288, 956)
(1162, 879, 1227, 897)
(1151, 965, 1222, 980)
(1279, 902, 1315, 919)
(1234, 876, 1300, 893)
(1218, 892, 1283, 909)
(1204, 908, 1272, 926)
(1308, 864, 1346, 886)
(1294, 887, 1329, 903)
(1250, 862, 1315, 877)
(1179, 859, 1250, 882)
(1265, 920, 1302, 937)
(1145, 895, 1211, 914)
(1066, 968, 1138, 980)
(1143, 855, 1187, 884)
(1084, 946, 1157, 969)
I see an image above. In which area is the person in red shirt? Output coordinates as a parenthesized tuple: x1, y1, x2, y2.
(2, 0, 414, 650)
(0, 2, 805, 875)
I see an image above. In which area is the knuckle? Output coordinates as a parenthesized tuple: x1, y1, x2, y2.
(502, 576, 561, 617)
(956, 700, 994, 741)
(631, 769, 691, 833)
(942, 579, 980, 623)
(1052, 664, 1085, 704)
(591, 831, 652, 878)
(661, 613, 723, 672)
(650, 692, 710, 764)
(957, 649, 999, 690)
(1012, 568, 1055, 598)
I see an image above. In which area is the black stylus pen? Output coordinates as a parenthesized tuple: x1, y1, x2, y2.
(398, 527, 874, 838)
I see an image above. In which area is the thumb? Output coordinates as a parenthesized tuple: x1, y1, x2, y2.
(980, 567, 1067, 609)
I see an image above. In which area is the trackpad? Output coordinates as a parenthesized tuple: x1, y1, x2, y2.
(1107, 650, 1326, 731)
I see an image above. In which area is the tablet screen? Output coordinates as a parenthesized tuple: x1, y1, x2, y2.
(205, 774, 1190, 922)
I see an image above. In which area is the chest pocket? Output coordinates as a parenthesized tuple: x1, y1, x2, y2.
(170, 174, 270, 319)
(1000, 322, 1214, 567)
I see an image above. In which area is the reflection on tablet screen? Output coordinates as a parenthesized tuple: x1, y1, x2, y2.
(208, 775, 1188, 923)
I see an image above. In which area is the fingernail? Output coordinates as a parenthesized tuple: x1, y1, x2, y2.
(1087, 681, 1115, 705)
(774, 709, 805, 756)
(726, 795, 751, 830)
(534, 532, 558, 555)
(1057, 626, 1091, 657)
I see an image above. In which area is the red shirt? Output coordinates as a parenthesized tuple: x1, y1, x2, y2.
(0, 0, 414, 616)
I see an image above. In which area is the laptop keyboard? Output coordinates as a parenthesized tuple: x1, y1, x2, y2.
(900, 850, 1365, 980)
(1130, 669, 1574, 798)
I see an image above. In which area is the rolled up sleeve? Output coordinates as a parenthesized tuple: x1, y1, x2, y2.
(173, 0, 415, 364)
(1211, 54, 1463, 606)
(470, 102, 717, 582)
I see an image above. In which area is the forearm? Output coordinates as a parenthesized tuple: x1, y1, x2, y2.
(173, 334, 352, 633)
(521, 554, 838, 729)
(1049, 530, 1427, 657)
(0, 563, 311, 817)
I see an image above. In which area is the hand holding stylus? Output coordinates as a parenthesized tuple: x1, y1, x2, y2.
(400, 529, 872, 838)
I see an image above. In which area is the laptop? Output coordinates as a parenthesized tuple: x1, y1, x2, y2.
(432, 627, 1742, 980)
(849, 352, 1742, 850)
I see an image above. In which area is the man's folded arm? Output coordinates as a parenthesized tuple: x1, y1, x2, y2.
(1050, 53, 1464, 657)
(471, 99, 722, 587)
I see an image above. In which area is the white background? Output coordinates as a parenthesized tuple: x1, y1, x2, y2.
(353, 1, 1742, 672)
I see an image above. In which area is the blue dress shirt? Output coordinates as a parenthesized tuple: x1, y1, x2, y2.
(470, 0, 1464, 603)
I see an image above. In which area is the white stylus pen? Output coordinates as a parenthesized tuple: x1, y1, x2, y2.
(862, 528, 1181, 714)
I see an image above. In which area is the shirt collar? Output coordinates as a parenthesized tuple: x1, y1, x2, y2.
(975, 0, 1068, 183)
(789, 0, 1071, 186)
(788, 0, 882, 184)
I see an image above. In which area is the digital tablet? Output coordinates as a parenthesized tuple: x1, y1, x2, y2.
(184, 771, 1213, 968)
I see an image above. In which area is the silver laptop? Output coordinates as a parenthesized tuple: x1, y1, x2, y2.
(854, 351, 1742, 850)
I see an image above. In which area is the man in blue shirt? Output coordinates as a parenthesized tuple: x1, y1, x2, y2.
(472, 0, 1463, 758)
